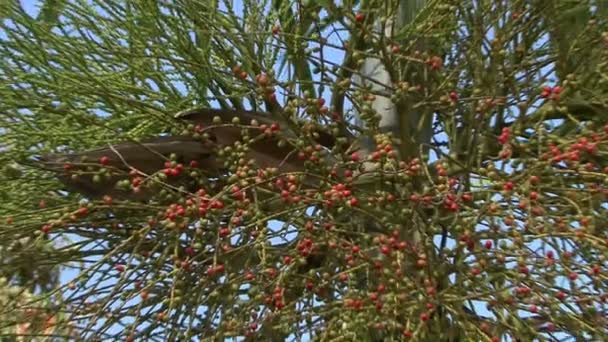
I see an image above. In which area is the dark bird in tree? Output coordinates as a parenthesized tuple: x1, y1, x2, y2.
(39, 107, 347, 200)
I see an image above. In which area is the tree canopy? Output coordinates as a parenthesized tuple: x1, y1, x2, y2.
(1, 0, 608, 341)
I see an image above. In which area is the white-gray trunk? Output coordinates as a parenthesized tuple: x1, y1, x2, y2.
(354, 0, 432, 162)
(354, 19, 399, 158)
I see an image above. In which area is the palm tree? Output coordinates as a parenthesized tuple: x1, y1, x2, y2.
(1, 0, 607, 340)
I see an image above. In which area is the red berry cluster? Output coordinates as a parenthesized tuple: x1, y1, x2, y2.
(232, 64, 248, 80)
(323, 183, 357, 207)
(498, 127, 510, 145)
(162, 161, 184, 177)
(255, 73, 277, 102)
(540, 85, 562, 100)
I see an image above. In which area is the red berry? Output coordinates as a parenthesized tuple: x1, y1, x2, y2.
(256, 73, 269, 86)
(355, 12, 365, 22)
(529, 191, 539, 200)
(380, 245, 390, 255)
(305, 280, 314, 291)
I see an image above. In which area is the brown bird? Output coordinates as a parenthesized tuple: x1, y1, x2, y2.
(39, 107, 346, 200)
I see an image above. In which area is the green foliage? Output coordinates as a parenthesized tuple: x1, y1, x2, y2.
(0, 0, 608, 341)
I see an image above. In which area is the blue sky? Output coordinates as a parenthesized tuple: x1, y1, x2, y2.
(20, 1, 38, 17)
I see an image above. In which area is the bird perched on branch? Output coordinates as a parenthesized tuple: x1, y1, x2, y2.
(38, 107, 348, 200)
